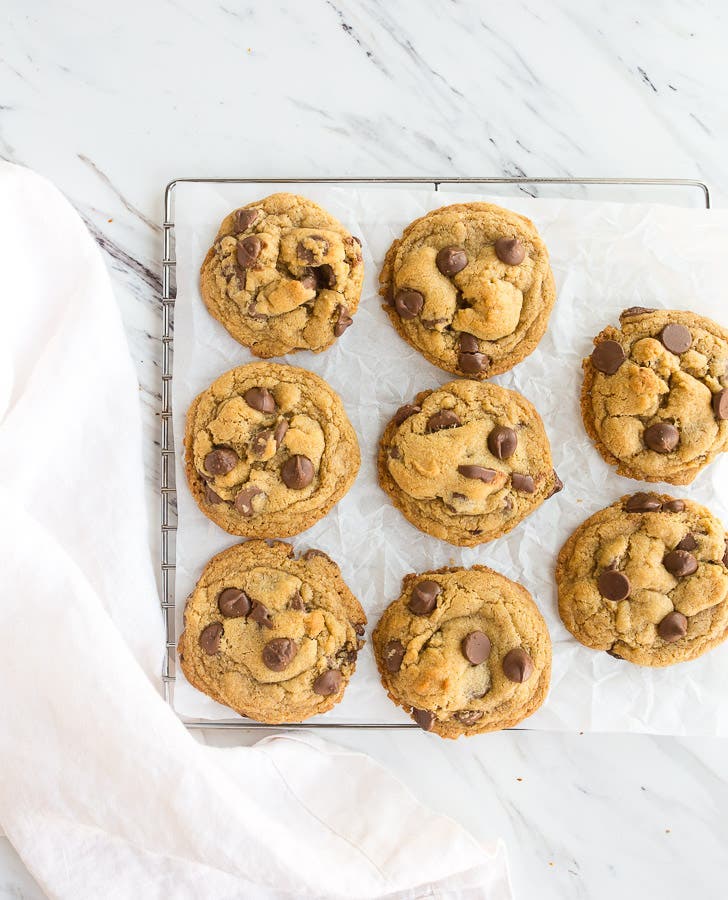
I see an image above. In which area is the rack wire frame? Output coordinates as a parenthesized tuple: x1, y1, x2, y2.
(161, 176, 711, 732)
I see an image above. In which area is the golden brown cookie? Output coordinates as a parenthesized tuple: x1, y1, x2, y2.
(581, 308, 728, 485)
(184, 362, 360, 537)
(200, 193, 363, 357)
(372, 565, 551, 738)
(178, 540, 366, 722)
(379, 201, 556, 378)
(556, 493, 728, 667)
(377, 379, 562, 546)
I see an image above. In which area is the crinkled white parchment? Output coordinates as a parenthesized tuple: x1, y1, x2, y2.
(171, 183, 728, 735)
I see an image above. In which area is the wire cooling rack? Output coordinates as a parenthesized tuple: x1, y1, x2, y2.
(161, 176, 711, 732)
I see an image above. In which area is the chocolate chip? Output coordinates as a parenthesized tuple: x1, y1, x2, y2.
(281, 455, 315, 489)
(511, 473, 535, 493)
(408, 580, 442, 616)
(236, 235, 262, 268)
(548, 472, 564, 497)
(204, 484, 224, 504)
(494, 237, 525, 265)
(303, 548, 331, 562)
(300, 272, 318, 291)
(455, 710, 484, 725)
(199, 622, 223, 655)
(660, 323, 692, 354)
(290, 590, 304, 610)
(316, 264, 336, 289)
(663, 499, 686, 513)
(389, 446, 401, 459)
(657, 611, 688, 642)
(676, 533, 697, 551)
(235, 485, 264, 516)
(621, 306, 655, 318)
(247, 301, 267, 320)
(625, 493, 662, 512)
(262, 637, 297, 671)
(488, 426, 517, 459)
(354, 622, 365, 637)
(712, 389, 728, 420)
(273, 419, 289, 447)
(233, 208, 259, 232)
(421, 316, 448, 330)
(313, 669, 342, 696)
(459, 333, 479, 354)
(425, 410, 460, 432)
(644, 422, 679, 453)
(250, 429, 274, 457)
(502, 648, 534, 683)
(459, 350, 489, 375)
(461, 631, 491, 665)
(591, 340, 625, 375)
(394, 289, 424, 320)
(457, 464, 497, 482)
(384, 639, 405, 673)
(412, 708, 435, 731)
(249, 601, 274, 629)
(218, 588, 251, 618)
(436, 246, 468, 276)
(598, 570, 631, 601)
(244, 387, 276, 413)
(663, 549, 698, 577)
(393, 404, 421, 425)
(204, 447, 238, 475)
(334, 305, 353, 336)
(723, 539, 728, 567)
(297, 235, 329, 263)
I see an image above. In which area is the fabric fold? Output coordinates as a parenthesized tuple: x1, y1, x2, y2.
(0, 161, 510, 899)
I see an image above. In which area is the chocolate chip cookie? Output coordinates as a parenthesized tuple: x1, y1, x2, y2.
(178, 540, 366, 722)
(200, 193, 363, 357)
(379, 201, 556, 378)
(582, 308, 728, 485)
(372, 565, 551, 738)
(556, 493, 728, 667)
(185, 363, 360, 537)
(377, 379, 562, 546)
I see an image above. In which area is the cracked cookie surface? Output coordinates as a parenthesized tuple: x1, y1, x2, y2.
(379, 201, 556, 378)
(178, 540, 366, 722)
(200, 193, 363, 357)
(556, 493, 728, 667)
(372, 565, 551, 738)
(377, 379, 561, 546)
(184, 362, 360, 537)
(581, 308, 728, 485)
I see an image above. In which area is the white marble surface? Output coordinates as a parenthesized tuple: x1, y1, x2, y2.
(2, 2, 728, 897)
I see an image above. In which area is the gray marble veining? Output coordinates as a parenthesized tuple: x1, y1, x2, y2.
(1, 2, 727, 897)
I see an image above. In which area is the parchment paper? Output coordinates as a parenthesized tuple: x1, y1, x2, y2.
(172, 182, 728, 734)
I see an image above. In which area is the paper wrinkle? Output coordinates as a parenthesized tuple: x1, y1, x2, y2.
(172, 183, 728, 735)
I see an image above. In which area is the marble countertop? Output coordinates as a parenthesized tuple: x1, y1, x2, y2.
(2, 2, 727, 897)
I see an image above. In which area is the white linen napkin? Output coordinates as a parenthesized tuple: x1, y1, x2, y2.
(0, 161, 511, 900)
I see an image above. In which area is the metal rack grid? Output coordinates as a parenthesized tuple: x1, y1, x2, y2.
(161, 176, 711, 731)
